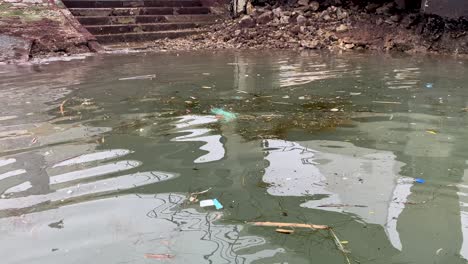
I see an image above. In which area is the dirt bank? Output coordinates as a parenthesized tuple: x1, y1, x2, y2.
(0, 2, 101, 63)
(127, 0, 467, 56)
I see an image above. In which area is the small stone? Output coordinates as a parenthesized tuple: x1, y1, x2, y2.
(280, 16, 290, 24)
(376, 3, 394, 15)
(309, 1, 320, 12)
(390, 14, 401, 22)
(336, 9, 348, 20)
(296, 15, 307, 26)
(322, 14, 332, 21)
(344, 43, 355, 49)
(300, 40, 319, 49)
(239, 15, 255, 28)
(376, 18, 384, 25)
(297, 0, 309, 6)
(273, 7, 282, 18)
(291, 25, 301, 34)
(246, 2, 255, 15)
(257, 11, 274, 24)
(335, 24, 348, 32)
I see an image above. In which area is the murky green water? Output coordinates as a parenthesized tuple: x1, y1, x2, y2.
(1, 51, 468, 264)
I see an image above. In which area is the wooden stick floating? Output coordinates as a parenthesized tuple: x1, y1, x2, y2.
(248, 221, 329, 230)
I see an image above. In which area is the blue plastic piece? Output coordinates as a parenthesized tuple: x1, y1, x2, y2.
(211, 108, 237, 122)
(425, 83, 433, 89)
(213, 199, 223, 210)
(415, 178, 425, 184)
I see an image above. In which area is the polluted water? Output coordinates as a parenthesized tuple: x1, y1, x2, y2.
(0, 51, 467, 264)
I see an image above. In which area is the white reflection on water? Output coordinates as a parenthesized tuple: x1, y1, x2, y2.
(0, 193, 284, 264)
(385, 67, 420, 90)
(52, 149, 132, 168)
(0, 169, 27, 181)
(458, 165, 468, 260)
(172, 115, 225, 163)
(0, 158, 16, 168)
(50, 160, 141, 184)
(0, 171, 176, 211)
(262, 139, 412, 251)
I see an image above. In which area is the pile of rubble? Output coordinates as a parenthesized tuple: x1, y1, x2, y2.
(150, 0, 468, 55)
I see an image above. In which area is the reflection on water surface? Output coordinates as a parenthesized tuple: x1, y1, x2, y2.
(0, 51, 467, 264)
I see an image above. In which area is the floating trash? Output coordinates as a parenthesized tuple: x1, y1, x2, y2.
(200, 198, 223, 210)
(414, 178, 425, 184)
(211, 108, 237, 122)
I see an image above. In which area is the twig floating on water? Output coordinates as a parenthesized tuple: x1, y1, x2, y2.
(144, 253, 174, 259)
(318, 204, 367, 208)
(372, 101, 402, 105)
(59, 99, 68, 116)
(330, 229, 351, 264)
(276, 228, 294, 234)
(248, 221, 329, 230)
(119, 74, 156, 81)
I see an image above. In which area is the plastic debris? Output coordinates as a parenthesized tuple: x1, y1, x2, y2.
(200, 198, 223, 210)
(201, 86, 212, 89)
(200, 200, 215, 207)
(213, 198, 223, 210)
(415, 178, 425, 184)
(426, 130, 438, 135)
(425, 83, 433, 89)
(211, 108, 237, 122)
(350, 92, 361, 96)
(276, 228, 294, 234)
(330, 108, 339, 112)
(118, 74, 156, 81)
(436, 248, 443, 255)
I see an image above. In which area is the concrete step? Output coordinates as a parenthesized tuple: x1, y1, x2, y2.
(62, 0, 202, 8)
(85, 22, 211, 34)
(77, 14, 219, 25)
(69, 7, 211, 16)
(95, 29, 207, 43)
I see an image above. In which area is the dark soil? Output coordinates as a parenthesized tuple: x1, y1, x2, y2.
(0, 4, 100, 63)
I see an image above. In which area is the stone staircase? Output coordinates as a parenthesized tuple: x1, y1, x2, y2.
(62, 0, 220, 44)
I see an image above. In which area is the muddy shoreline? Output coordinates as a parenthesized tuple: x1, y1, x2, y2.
(0, 0, 467, 63)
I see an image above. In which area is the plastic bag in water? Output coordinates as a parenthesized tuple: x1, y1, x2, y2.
(211, 108, 237, 122)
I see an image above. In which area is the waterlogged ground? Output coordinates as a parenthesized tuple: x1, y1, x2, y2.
(0, 51, 468, 264)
